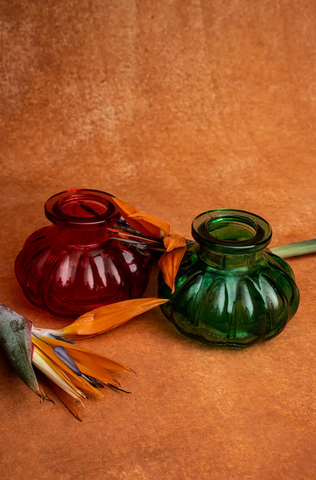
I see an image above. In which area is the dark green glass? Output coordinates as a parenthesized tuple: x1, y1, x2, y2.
(158, 209, 300, 348)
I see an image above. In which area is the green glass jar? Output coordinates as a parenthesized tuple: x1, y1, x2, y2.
(158, 209, 300, 348)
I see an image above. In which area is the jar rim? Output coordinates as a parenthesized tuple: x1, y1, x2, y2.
(45, 189, 120, 229)
(192, 209, 272, 254)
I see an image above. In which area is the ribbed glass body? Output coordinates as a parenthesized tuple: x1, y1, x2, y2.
(15, 189, 151, 318)
(158, 209, 300, 348)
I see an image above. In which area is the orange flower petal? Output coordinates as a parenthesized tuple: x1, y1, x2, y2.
(48, 380, 83, 422)
(112, 197, 170, 238)
(33, 345, 86, 401)
(158, 245, 187, 294)
(38, 335, 134, 373)
(163, 234, 187, 252)
(32, 335, 103, 397)
(42, 337, 122, 387)
(58, 297, 169, 340)
(67, 353, 121, 388)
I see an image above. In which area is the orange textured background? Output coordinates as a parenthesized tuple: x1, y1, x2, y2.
(1, 1, 316, 479)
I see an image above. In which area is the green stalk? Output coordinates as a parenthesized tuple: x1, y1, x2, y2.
(271, 239, 316, 259)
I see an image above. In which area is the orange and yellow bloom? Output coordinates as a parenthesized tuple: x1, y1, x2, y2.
(0, 298, 167, 421)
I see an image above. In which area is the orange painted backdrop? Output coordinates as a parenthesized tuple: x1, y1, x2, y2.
(1, 1, 316, 479)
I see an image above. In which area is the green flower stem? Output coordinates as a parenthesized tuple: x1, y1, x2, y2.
(271, 239, 316, 258)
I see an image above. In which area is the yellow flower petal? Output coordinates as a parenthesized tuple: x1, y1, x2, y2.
(32, 346, 85, 403)
(32, 335, 103, 397)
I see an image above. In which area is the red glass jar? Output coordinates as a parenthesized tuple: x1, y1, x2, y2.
(15, 189, 151, 318)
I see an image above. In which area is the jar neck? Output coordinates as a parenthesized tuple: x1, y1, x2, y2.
(45, 189, 120, 246)
(198, 245, 263, 270)
(53, 225, 111, 246)
(192, 209, 272, 269)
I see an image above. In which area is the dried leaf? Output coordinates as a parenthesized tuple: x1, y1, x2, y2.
(112, 197, 170, 238)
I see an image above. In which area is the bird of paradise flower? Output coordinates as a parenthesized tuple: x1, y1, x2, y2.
(0, 298, 167, 421)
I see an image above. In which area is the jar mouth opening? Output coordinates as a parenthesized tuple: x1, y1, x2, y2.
(192, 209, 272, 254)
(45, 189, 120, 229)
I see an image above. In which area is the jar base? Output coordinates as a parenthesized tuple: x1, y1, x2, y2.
(165, 317, 286, 348)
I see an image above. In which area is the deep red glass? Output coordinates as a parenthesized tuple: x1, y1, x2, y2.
(15, 189, 151, 318)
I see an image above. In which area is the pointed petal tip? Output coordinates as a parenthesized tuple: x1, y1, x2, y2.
(127, 366, 137, 375)
(49, 380, 84, 421)
(38, 382, 55, 404)
(164, 234, 187, 252)
(158, 245, 187, 293)
(107, 383, 132, 394)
